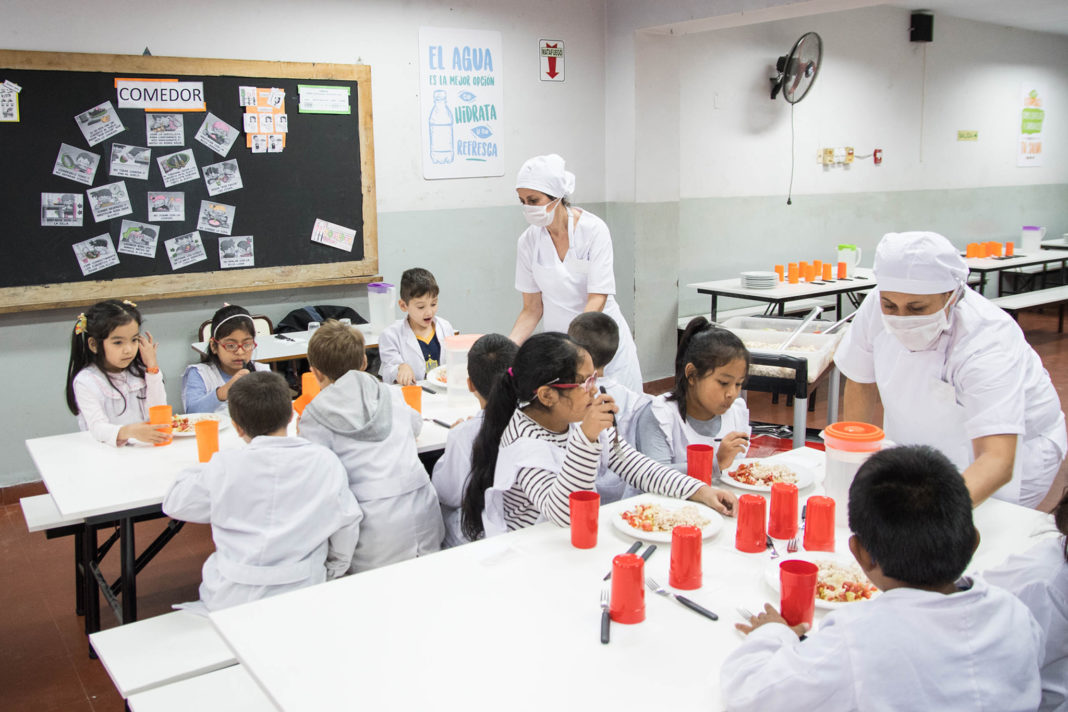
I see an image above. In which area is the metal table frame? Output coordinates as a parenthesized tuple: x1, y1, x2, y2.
(689, 270, 876, 323)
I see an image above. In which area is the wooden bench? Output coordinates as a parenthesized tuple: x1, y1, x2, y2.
(127, 665, 275, 712)
(991, 285, 1068, 332)
(89, 610, 238, 699)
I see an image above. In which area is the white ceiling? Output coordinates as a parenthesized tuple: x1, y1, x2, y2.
(883, 0, 1068, 37)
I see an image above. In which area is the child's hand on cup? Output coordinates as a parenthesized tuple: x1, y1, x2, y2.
(120, 421, 172, 446)
(736, 602, 809, 638)
(396, 364, 416, 386)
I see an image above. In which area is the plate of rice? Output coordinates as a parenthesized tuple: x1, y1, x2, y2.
(764, 552, 880, 609)
(612, 494, 723, 543)
(170, 413, 229, 437)
(425, 366, 448, 390)
(722, 458, 814, 492)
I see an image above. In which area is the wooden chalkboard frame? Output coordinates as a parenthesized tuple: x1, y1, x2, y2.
(0, 49, 379, 313)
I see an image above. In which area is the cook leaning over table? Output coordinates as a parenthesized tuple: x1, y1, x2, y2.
(835, 231, 1067, 508)
(507, 154, 644, 394)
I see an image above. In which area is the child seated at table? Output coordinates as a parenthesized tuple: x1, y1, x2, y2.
(66, 299, 169, 447)
(163, 371, 362, 612)
(379, 268, 455, 386)
(460, 332, 736, 540)
(721, 445, 1044, 712)
(300, 320, 444, 571)
(432, 333, 518, 548)
(984, 486, 1068, 711)
(568, 311, 652, 502)
(634, 317, 750, 473)
(182, 305, 270, 413)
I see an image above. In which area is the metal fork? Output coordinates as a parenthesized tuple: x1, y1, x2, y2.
(600, 587, 611, 644)
(787, 504, 806, 553)
(766, 535, 780, 559)
(646, 577, 718, 621)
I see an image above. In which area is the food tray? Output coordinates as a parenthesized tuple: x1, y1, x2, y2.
(721, 326, 847, 384)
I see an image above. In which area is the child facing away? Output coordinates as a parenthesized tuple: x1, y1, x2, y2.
(635, 317, 751, 474)
(984, 486, 1068, 712)
(460, 332, 736, 540)
(182, 305, 270, 414)
(163, 372, 362, 613)
(66, 299, 169, 447)
(721, 445, 1044, 712)
(568, 311, 653, 502)
(432, 333, 518, 548)
(378, 268, 455, 385)
(299, 320, 444, 572)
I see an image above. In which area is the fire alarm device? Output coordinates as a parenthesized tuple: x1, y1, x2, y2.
(873, 148, 883, 165)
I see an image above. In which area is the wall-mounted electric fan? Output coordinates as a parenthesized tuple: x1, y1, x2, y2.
(770, 32, 822, 103)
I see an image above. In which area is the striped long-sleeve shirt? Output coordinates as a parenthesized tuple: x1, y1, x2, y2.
(498, 411, 704, 531)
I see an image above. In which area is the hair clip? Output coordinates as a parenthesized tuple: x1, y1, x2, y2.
(122, 299, 137, 307)
(507, 367, 514, 378)
(74, 313, 87, 335)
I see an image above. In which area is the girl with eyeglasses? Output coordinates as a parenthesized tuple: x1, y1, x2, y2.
(182, 305, 270, 414)
(461, 332, 736, 540)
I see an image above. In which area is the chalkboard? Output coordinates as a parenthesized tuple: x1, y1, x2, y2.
(0, 50, 378, 313)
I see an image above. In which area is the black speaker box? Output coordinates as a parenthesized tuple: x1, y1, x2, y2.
(910, 12, 933, 42)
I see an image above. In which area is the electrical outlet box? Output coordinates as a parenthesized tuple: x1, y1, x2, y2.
(845, 147, 855, 163)
(821, 148, 835, 165)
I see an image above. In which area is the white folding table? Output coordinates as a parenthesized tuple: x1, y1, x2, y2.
(191, 324, 379, 363)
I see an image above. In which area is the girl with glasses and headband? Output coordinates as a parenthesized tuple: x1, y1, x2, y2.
(182, 305, 270, 414)
(461, 332, 737, 540)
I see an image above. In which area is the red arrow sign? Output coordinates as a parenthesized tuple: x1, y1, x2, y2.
(546, 43, 559, 79)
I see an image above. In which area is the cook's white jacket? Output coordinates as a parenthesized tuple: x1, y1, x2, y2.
(378, 315, 455, 384)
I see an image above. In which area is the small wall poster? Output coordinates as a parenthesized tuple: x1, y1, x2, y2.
(86, 181, 133, 222)
(117, 219, 159, 258)
(157, 149, 199, 187)
(197, 200, 235, 235)
(146, 113, 184, 147)
(310, 218, 356, 252)
(75, 101, 125, 146)
(418, 27, 504, 179)
(203, 159, 243, 196)
(41, 193, 83, 227)
(165, 231, 208, 270)
(109, 144, 151, 180)
(1018, 83, 1045, 167)
(219, 236, 254, 268)
(73, 234, 120, 275)
(195, 112, 240, 156)
(53, 144, 100, 186)
(148, 191, 184, 222)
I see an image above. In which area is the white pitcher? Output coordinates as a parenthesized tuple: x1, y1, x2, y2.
(1021, 226, 1045, 253)
(837, 244, 863, 277)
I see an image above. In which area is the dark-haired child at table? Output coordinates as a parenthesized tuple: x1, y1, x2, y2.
(460, 332, 736, 541)
(163, 372, 362, 612)
(300, 320, 444, 571)
(568, 311, 652, 502)
(66, 299, 169, 447)
(635, 316, 750, 472)
(984, 485, 1068, 711)
(378, 267, 455, 386)
(432, 333, 518, 548)
(721, 445, 1044, 712)
(182, 305, 270, 413)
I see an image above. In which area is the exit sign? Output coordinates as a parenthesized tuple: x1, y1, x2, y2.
(539, 39, 564, 82)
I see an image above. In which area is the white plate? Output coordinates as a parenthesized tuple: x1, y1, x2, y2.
(425, 365, 448, 390)
(763, 551, 880, 610)
(170, 413, 230, 437)
(721, 458, 815, 492)
(611, 494, 723, 543)
(741, 271, 779, 279)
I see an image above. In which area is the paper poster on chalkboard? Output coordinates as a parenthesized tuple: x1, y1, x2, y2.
(165, 231, 207, 270)
(220, 235, 254, 268)
(52, 143, 100, 186)
(197, 200, 235, 235)
(146, 113, 184, 146)
(157, 149, 199, 187)
(75, 101, 125, 146)
(203, 159, 242, 196)
(418, 27, 503, 180)
(109, 144, 151, 180)
(87, 181, 133, 222)
(147, 191, 185, 222)
(73, 233, 120, 275)
(41, 192, 83, 227)
(117, 219, 159, 258)
(195, 112, 239, 156)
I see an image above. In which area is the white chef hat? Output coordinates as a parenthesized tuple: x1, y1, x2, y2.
(515, 154, 576, 198)
(873, 231, 969, 294)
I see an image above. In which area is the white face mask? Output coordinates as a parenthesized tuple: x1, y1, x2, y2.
(880, 288, 960, 352)
(522, 197, 560, 228)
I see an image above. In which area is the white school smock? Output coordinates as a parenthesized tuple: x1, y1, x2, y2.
(432, 410, 483, 549)
(720, 576, 1044, 712)
(644, 392, 750, 464)
(299, 371, 445, 572)
(598, 375, 652, 446)
(181, 361, 271, 414)
(162, 436, 362, 613)
(835, 288, 1066, 506)
(377, 315, 455, 384)
(515, 209, 643, 393)
(73, 364, 167, 446)
(984, 536, 1068, 712)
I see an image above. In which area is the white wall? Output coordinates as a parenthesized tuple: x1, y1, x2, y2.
(0, 0, 607, 486)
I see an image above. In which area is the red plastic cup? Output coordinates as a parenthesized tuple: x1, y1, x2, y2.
(768, 482, 799, 540)
(1005, 241, 1014, 256)
(568, 490, 600, 549)
(774, 264, 785, 282)
(609, 553, 645, 624)
(734, 494, 766, 553)
(803, 495, 836, 551)
(837, 261, 847, 279)
(779, 559, 819, 626)
(194, 419, 219, 463)
(669, 525, 703, 590)
(686, 443, 715, 485)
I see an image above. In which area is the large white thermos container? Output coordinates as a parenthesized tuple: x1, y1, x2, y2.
(1021, 225, 1046, 253)
(823, 422, 885, 527)
(367, 282, 395, 333)
(445, 334, 482, 407)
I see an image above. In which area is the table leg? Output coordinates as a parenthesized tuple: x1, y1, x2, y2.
(120, 517, 138, 624)
(74, 528, 85, 617)
(792, 397, 807, 449)
(710, 293, 718, 323)
(82, 523, 100, 657)
(827, 365, 841, 425)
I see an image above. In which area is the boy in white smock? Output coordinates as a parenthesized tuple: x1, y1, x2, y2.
(163, 372, 362, 612)
(300, 320, 444, 572)
(721, 445, 1044, 712)
(432, 334, 517, 548)
(378, 267, 455, 385)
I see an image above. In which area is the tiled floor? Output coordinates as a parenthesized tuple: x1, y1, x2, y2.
(1, 309, 1065, 711)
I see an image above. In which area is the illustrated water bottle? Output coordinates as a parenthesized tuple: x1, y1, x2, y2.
(428, 90, 454, 164)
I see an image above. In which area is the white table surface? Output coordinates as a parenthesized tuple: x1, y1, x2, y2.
(209, 447, 1056, 712)
(26, 387, 477, 521)
(963, 251, 1068, 271)
(1041, 237, 1068, 250)
(689, 267, 876, 299)
(191, 324, 380, 363)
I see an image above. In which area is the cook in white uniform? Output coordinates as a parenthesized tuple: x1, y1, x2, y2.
(508, 154, 644, 393)
(835, 231, 1067, 507)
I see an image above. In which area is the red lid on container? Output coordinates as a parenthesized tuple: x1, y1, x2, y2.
(824, 421, 884, 442)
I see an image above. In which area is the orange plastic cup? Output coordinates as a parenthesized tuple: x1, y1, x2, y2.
(774, 265, 785, 282)
(402, 384, 422, 413)
(148, 405, 172, 447)
(812, 259, 822, 276)
(977, 242, 989, 258)
(822, 262, 832, 281)
(798, 261, 809, 281)
(1005, 242, 1015, 256)
(805, 264, 817, 282)
(837, 261, 847, 279)
(293, 372, 321, 415)
(989, 241, 1002, 257)
(788, 263, 799, 284)
(965, 243, 979, 258)
(195, 419, 219, 463)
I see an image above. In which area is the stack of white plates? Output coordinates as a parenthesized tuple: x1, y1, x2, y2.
(740, 271, 779, 290)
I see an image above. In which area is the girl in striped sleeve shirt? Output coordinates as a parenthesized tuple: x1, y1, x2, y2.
(461, 332, 736, 540)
